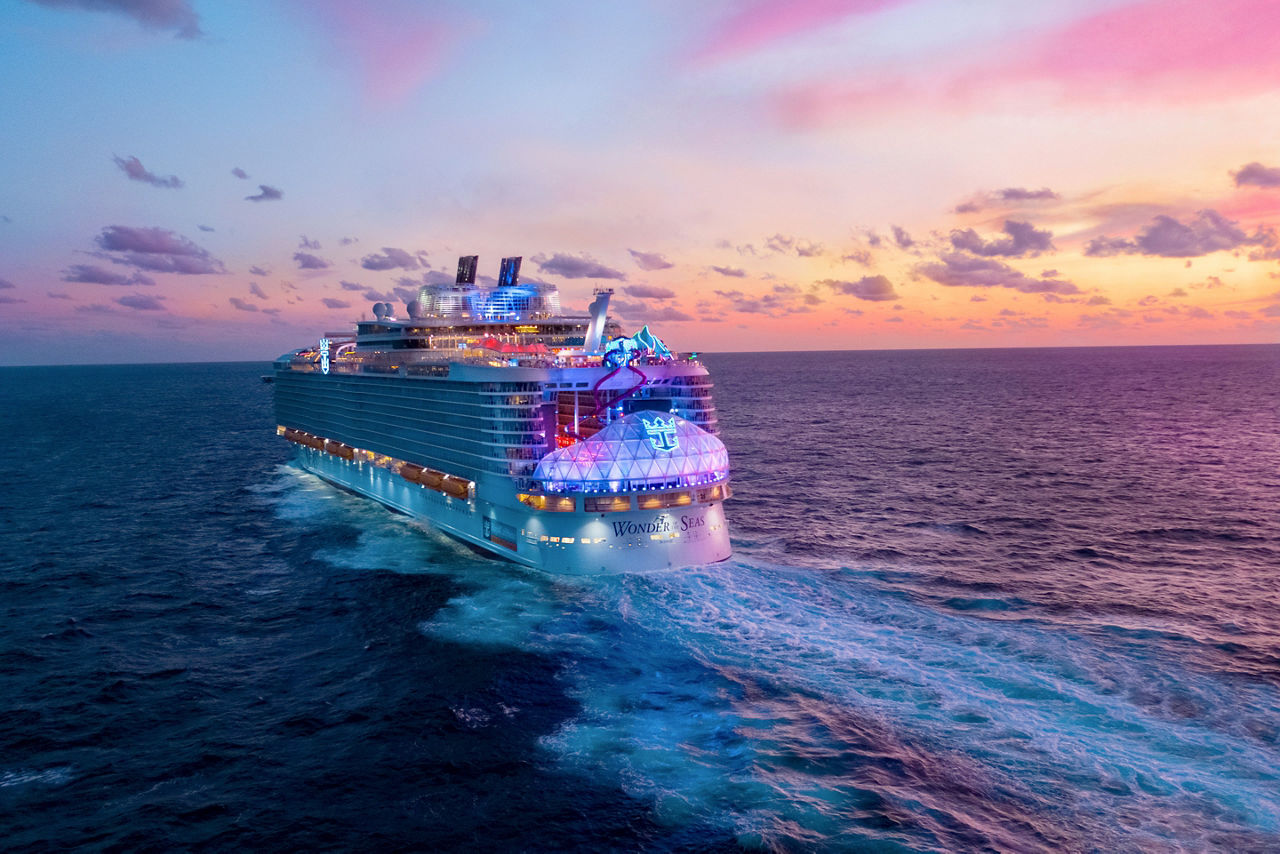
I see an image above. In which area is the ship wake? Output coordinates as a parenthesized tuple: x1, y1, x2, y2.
(282, 472, 1280, 850)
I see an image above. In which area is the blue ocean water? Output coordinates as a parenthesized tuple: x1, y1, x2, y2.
(2, 346, 1278, 851)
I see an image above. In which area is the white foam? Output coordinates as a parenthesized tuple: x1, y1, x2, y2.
(419, 572, 563, 648)
(266, 467, 340, 520)
(0, 767, 73, 789)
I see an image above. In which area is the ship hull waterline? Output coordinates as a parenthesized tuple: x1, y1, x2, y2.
(293, 446, 732, 575)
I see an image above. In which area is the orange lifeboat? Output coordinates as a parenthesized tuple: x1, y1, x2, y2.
(325, 440, 355, 460)
(441, 476, 470, 499)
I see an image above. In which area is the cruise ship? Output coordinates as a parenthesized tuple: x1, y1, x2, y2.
(273, 255, 732, 574)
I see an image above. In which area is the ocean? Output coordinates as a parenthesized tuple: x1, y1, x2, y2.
(1, 346, 1278, 851)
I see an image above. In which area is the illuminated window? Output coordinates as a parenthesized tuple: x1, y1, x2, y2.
(518, 493, 575, 512)
(562, 537, 575, 544)
(585, 495, 631, 513)
(638, 491, 693, 510)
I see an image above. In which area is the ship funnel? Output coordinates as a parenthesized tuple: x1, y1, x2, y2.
(456, 255, 478, 286)
(584, 288, 612, 353)
(497, 256, 522, 288)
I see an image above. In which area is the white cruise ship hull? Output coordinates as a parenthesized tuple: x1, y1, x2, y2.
(296, 445, 732, 575)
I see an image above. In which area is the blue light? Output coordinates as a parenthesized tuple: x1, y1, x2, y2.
(640, 415, 679, 452)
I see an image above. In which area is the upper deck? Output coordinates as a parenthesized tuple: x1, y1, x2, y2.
(274, 255, 722, 493)
(277, 255, 686, 376)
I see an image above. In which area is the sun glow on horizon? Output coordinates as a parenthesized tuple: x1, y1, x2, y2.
(1, 0, 1279, 365)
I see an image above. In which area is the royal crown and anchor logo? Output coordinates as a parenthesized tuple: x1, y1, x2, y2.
(641, 414, 679, 452)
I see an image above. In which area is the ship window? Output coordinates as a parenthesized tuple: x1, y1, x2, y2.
(585, 495, 631, 513)
(637, 491, 693, 510)
(562, 537, 575, 544)
(520, 493, 576, 512)
(697, 485, 724, 502)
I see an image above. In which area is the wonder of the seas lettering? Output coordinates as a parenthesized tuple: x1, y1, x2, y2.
(611, 514, 706, 538)
(680, 514, 705, 531)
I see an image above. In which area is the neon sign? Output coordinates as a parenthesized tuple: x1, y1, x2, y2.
(641, 415, 678, 452)
(319, 337, 331, 375)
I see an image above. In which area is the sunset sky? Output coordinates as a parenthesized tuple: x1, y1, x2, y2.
(2, 0, 1280, 364)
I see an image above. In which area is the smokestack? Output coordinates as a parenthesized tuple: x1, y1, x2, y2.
(456, 255, 478, 285)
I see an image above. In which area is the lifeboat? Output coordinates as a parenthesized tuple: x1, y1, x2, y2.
(325, 440, 355, 460)
(399, 464, 470, 498)
(441, 476, 470, 499)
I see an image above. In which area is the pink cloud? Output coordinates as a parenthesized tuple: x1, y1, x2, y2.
(292, 0, 474, 105)
(1021, 0, 1280, 89)
(693, 0, 906, 63)
(1216, 191, 1280, 225)
(776, 0, 1280, 126)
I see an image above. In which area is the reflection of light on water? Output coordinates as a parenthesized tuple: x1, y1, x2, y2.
(279, 470, 1280, 850)
(268, 465, 484, 571)
(267, 466, 341, 520)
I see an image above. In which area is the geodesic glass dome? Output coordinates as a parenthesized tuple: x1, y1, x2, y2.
(534, 412, 729, 493)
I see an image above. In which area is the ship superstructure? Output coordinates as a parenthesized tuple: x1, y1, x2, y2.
(273, 255, 731, 573)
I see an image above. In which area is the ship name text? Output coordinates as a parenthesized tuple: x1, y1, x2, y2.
(611, 513, 705, 538)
